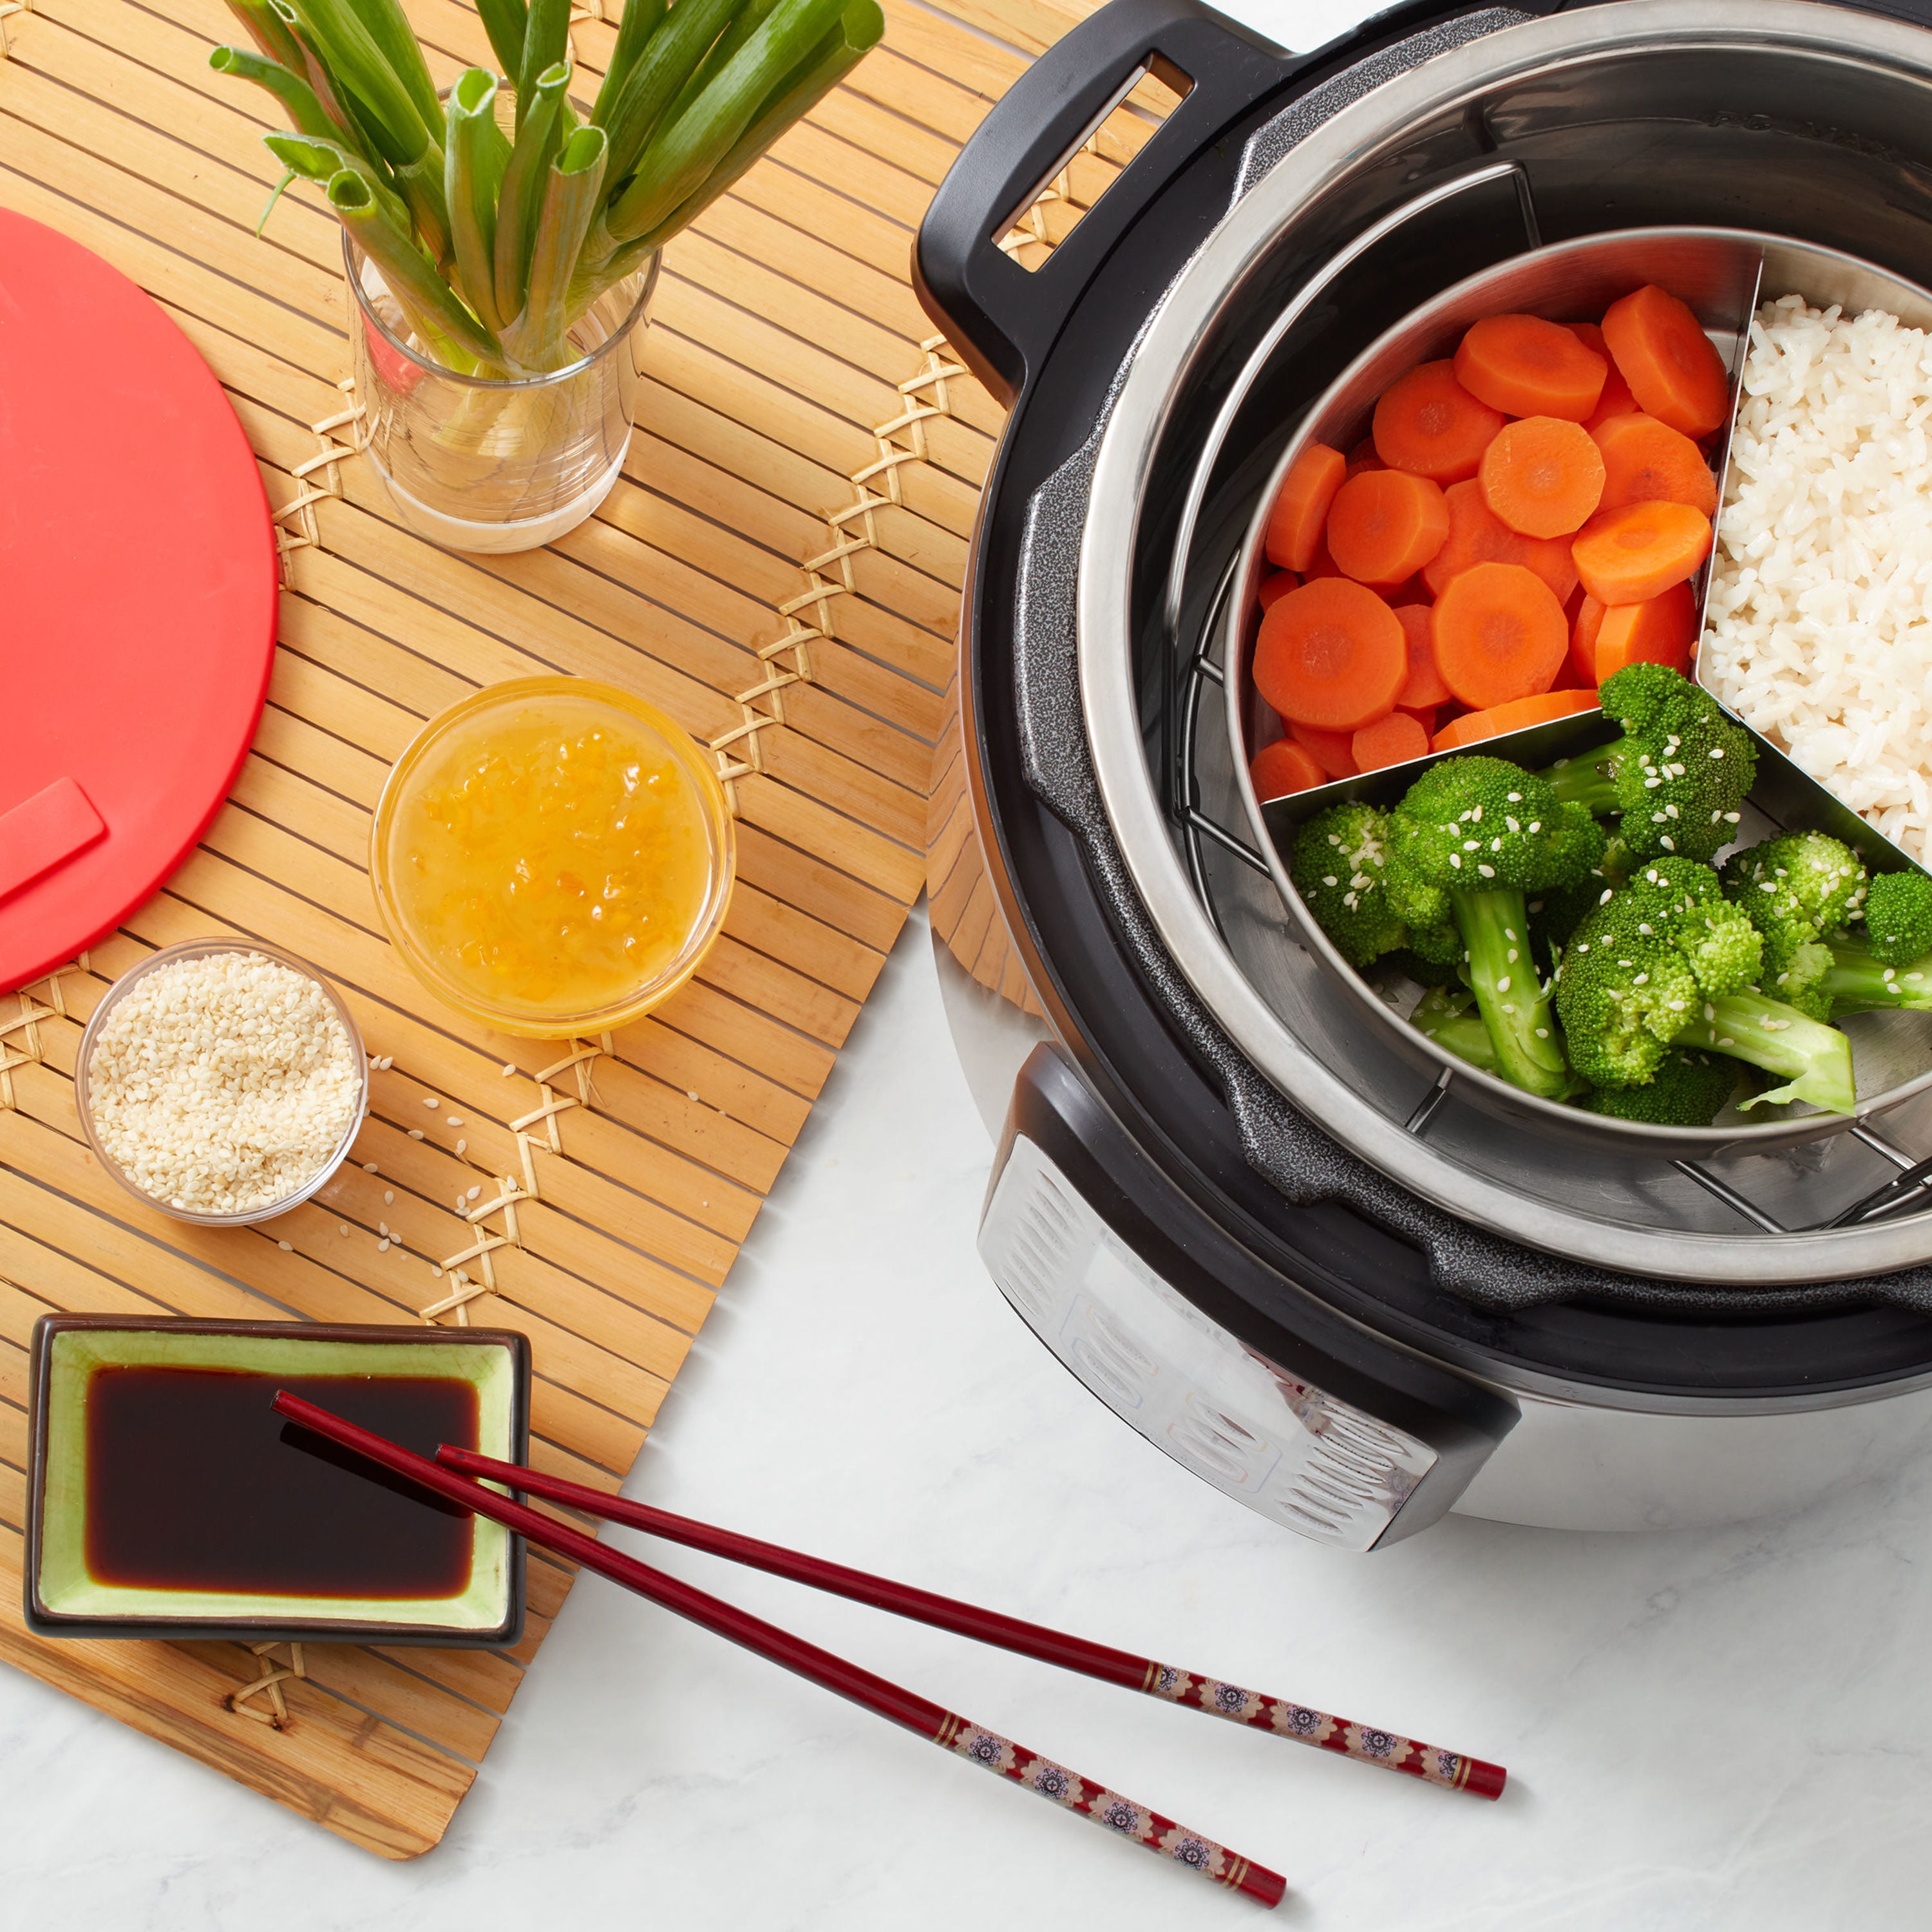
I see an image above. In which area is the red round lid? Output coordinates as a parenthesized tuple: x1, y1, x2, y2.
(0, 209, 278, 992)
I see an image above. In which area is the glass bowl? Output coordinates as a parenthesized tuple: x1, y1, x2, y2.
(369, 677, 735, 1039)
(74, 938, 369, 1227)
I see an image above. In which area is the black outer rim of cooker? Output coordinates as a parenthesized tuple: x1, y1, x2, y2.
(954, 0, 1932, 1406)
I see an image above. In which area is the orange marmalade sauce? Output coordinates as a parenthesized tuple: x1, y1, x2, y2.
(392, 697, 714, 1019)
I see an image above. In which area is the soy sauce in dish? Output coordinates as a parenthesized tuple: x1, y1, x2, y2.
(84, 1367, 478, 1599)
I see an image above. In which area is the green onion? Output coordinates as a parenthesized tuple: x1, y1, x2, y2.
(509, 125, 609, 365)
(621, 1, 880, 256)
(223, 0, 305, 72)
(597, 0, 739, 185)
(446, 69, 512, 334)
(493, 58, 571, 327)
(659, 0, 781, 133)
(210, 45, 339, 142)
(265, 129, 409, 231)
(607, 0, 848, 243)
(588, 0, 665, 130)
(517, 0, 570, 127)
(397, 153, 455, 271)
(341, 0, 444, 137)
(290, 0, 434, 166)
(475, 0, 530, 83)
(328, 167, 502, 366)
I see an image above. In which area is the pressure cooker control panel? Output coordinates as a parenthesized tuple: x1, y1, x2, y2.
(980, 1133, 1437, 1551)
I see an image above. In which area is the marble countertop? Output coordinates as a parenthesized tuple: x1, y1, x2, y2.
(7, 908, 1932, 1928)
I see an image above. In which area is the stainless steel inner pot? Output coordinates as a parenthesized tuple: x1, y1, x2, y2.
(1076, 0, 1932, 1283)
(1223, 224, 1932, 1156)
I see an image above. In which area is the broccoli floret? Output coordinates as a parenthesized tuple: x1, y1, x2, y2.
(1555, 871, 1857, 1113)
(1542, 663, 1757, 862)
(1385, 755, 1604, 1097)
(1720, 831, 1868, 1017)
(1821, 870, 1932, 1014)
(1864, 871, 1932, 965)
(1586, 1049, 1738, 1126)
(1290, 803, 1407, 967)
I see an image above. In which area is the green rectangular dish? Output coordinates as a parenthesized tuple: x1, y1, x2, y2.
(25, 1316, 530, 1645)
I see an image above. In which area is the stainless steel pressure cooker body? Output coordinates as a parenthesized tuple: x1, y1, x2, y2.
(913, 0, 1932, 1546)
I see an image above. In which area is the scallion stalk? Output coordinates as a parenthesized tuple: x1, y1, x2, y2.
(397, 153, 455, 269)
(605, 0, 848, 242)
(475, 0, 531, 83)
(492, 58, 571, 327)
(597, 0, 738, 185)
(289, 0, 434, 166)
(328, 167, 502, 366)
(589, 0, 666, 130)
(341, 0, 444, 137)
(516, 0, 571, 126)
(223, 0, 305, 71)
(268, 0, 369, 149)
(508, 124, 609, 365)
(210, 45, 340, 142)
(659, 0, 781, 133)
(446, 70, 512, 333)
(265, 129, 410, 231)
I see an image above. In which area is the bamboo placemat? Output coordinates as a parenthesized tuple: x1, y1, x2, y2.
(0, 0, 1137, 1856)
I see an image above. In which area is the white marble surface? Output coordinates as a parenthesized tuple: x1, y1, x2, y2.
(8, 907, 1932, 1927)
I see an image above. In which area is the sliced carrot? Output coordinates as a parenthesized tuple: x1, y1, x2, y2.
(1325, 469, 1450, 585)
(1383, 574, 1431, 607)
(1289, 719, 1358, 779)
(1258, 570, 1300, 610)
(1571, 500, 1712, 605)
(1249, 738, 1329, 800)
(1592, 580, 1696, 679)
(1421, 479, 1578, 604)
(1345, 436, 1385, 478)
(1303, 538, 1344, 580)
(1431, 561, 1569, 710)
(1399, 702, 1439, 734)
(1479, 416, 1606, 538)
(1454, 312, 1607, 421)
(1372, 360, 1505, 484)
(1352, 710, 1430, 772)
(1570, 323, 1639, 430)
(1592, 412, 1718, 516)
(1570, 592, 1607, 686)
(1549, 652, 1593, 694)
(1600, 285, 1730, 438)
(1394, 602, 1452, 708)
(1432, 688, 1602, 750)
(1265, 443, 1347, 573)
(1254, 577, 1408, 731)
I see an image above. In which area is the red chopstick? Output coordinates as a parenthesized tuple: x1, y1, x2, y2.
(438, 1444, 1504, 1801)
(273, 1393, 1286, 1908)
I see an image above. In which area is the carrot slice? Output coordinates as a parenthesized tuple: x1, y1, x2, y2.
(1592, 580, 1697, 680)
(1569, 323, 1639, 430)
(1572, 500, 1712, 605)
(1372, 360, 1505, 484)
(1325, 469, 1450, 585)
(1454, 313, 1607, 421)
(1254, 578, 1408, 730)
(1288, 719, 1358, 779)
(1303, 538, 1344, 580)
(1249, 738, 1329, 800)
(1394, 602, 1452, 708)
(1384, 574, 1431, 607)
(1570, 592, 1607, 686)
(1600, 285, 1730, 438)
(1421, 479, 1578, 604)
(1432, 688, 1601, 751)
(1399, 701, 1438, 734)
(1352, 711, 1430, 773)
(1592, 412, 1717, 516)
(1345, 436, 1385, 478)
(1258, 570, 1300, 610)
(1431, 561, 1569, 710)
(1479, 417, 1607, 538)
(1265, 443, 1347, 573)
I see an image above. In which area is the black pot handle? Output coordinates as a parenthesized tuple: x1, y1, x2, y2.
(911, 0, 1293, 405)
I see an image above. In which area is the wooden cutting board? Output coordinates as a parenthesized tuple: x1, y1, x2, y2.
(0, 0, 1119, 1857)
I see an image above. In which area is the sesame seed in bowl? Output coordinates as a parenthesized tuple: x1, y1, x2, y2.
(75, 940, 369, 1226)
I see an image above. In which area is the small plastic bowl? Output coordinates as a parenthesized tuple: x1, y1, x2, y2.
(74, 938, 369, 1227)
(369, 677, 735, 1039)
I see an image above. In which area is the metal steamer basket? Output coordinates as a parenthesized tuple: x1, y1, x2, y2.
(1077, 1, 1932, 1289)
(1219, 223, 1932, 1160)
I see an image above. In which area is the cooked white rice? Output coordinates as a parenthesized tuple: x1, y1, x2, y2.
(1702, 294, 1932, 864)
